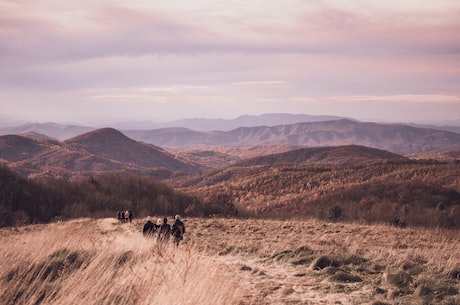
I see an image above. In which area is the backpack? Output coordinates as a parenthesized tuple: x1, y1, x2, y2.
(143, 221, 154, 235)
(172, 220, 184, 238)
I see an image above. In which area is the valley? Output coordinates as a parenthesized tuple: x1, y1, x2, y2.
(1, 118, 460, 228)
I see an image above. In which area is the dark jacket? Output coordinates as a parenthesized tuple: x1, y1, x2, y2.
(143, 221, 157, 235)
(171, 220, 185, 238)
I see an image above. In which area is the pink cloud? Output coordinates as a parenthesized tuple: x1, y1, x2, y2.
(1, 2, 459, 66)
(1, 1, 459, 123)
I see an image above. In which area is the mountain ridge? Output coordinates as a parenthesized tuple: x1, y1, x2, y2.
(125, 119, 460, 154)
(3, 113, 459, 141)
(236, 145, 406, 167)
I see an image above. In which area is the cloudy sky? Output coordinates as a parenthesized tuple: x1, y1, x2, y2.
(1, 0, 459, 125)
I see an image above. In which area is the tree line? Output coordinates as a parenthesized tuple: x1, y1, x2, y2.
(0, 164, 236, 227)
(182, 159, 460, 228)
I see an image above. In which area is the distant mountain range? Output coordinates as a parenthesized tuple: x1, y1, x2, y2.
(1, 114, 460, 156)
(0, 122, 93, 141)
(146, 113, 345, 131)
(125, 119, 460, 155)
(3, 113, 459, 140)
(0, 113, 344, 139)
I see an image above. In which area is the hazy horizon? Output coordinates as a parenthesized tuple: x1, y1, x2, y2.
(2, 112, 460, 130)
(1, 1, 459, 124)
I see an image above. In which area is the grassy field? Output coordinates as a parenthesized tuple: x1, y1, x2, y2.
(1, 217, 459, 305)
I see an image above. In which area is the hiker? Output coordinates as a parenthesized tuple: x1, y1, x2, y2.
(171, 214, 186, 246)
(143, 217, 158, 236)
(117, 211, 122, 223)
(128, 210, 133, 223)
(158, 217, 171, 242)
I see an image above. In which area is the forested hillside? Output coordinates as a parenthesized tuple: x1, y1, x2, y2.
(0, 165, 235, 227)
(174, 146, 460, 227)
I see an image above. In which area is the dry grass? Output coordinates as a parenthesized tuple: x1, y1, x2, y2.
(0, 218, 242, 305)
(1, 217, 459, 305)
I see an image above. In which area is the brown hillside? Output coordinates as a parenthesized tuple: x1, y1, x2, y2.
(237, 145, 405, 167)
(19, 131, 59, 142)
(408, 146, 460, 161)
(126, 127, 214, 146)
(4, 128, 202, 179)
(175, 149, 241, 170)
(175, 145, 406, 188)
(175, 144, 303, 169)
(0, 135, 56, 162)
(62, 128, 201, 173)
(174, 146, 460, 227)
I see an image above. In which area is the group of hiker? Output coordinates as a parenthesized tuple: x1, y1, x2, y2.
(143, 215, 186, 246)
(117, 210, 133, 223)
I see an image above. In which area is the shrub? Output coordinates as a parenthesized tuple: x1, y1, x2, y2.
(328, 206, 342, 221)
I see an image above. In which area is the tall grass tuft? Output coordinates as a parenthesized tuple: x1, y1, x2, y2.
(0, 218, 243, 305)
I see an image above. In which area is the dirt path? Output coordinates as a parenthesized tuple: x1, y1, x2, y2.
(179, 217, 460, 305)
(93, 217, 460, 305)
(205, 250, 374, 305)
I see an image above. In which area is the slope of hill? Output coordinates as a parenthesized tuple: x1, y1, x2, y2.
(174, 145, 460, 227)
(237, 145, 405, 167)
(125, 119, 460, 154)
(64, 128, 200, 173)
(175, 145, 406, 188)
(408, 147, 460, 161)
(1, 128, 202, 179)
(126, 127, 215, 147)
(411, 123, 460, 135)
(174, 144, 305, 169)
(0, 164, 229, 227)
(2, 218, 459, 305)
(0, 135, 57, 162)
(19, 131, 59, 142)
(0, 122, 94, 140)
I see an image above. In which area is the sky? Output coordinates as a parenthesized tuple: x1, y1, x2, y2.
(1, 0, 460, 125)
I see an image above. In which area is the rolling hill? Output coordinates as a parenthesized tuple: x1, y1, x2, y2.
(0, 135, 58, 162)
(0, 128, 202, 179)
(173, 145, 460, 226)
(407, 147, 460, 161)
(236, 145, 405, 167)
(63, 128, 199, 172)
